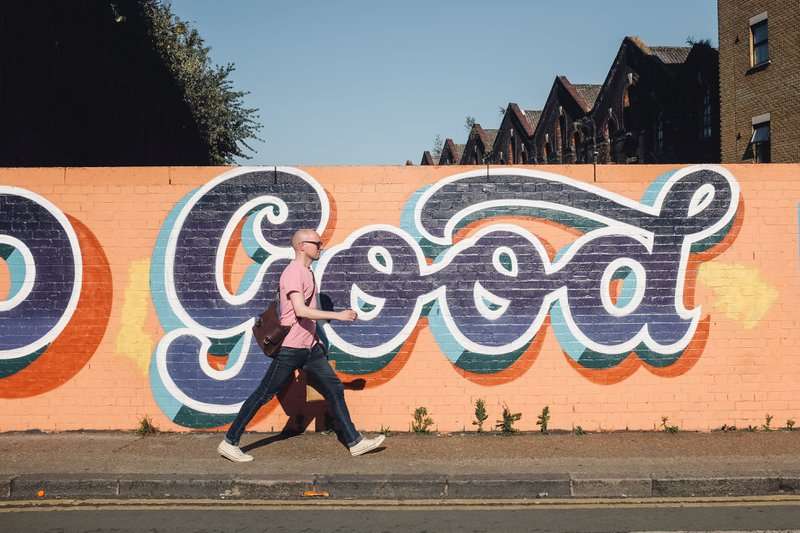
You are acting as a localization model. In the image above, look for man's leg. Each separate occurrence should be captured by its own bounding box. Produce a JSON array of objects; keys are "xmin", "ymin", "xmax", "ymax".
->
[
  {"xmin": 223, "ymin": 351, "xmax": 299, "ymax": 447},
  {"xmin": 302, "ymin": 348, "xmax": 362, "ymax": 447},
  {"xmin": 303, "ymin": 346, "xmax": 386, "ymax": 456}
]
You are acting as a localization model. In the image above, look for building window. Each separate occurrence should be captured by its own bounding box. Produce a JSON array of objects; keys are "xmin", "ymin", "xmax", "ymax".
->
[
  {"xmin": 656, "ymin": 114, "xmax": 664, "ymax": 153},
  {"xmin": 702, "ymin": 87, "xmax": 712, "ymax": 139},
  {"xmin": 750, "ymin": 115, "xmax": 770, "ymax": 163},
  {"xmin": 750, "ymin": 13, "xmax": 768, "ymax": 67}
]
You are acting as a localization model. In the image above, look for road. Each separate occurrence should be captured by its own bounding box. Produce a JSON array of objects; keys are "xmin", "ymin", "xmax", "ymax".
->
[{"xmin": 2, "ymin": 500, "xmax": 800, "ymax": 532}]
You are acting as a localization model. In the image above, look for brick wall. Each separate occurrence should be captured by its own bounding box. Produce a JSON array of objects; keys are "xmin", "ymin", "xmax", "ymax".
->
[
  {"xmin": 1, "ymin": 164, "xmax": 799, "ymax": 433},
  {"xmin": 718, "ymin": 0, "xmax": 800, "ymax": 163}
]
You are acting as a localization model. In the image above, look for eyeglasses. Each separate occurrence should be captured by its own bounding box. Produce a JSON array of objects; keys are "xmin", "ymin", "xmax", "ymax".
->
[{"xmin": 302, "ymin": 240, "xmax": 323, "ymax": 250}]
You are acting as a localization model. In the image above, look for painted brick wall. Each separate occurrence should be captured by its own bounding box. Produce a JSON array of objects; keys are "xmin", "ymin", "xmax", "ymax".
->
[{"xmin": 0, "ymin": 164, "xmax": 798, "ymax": 434}]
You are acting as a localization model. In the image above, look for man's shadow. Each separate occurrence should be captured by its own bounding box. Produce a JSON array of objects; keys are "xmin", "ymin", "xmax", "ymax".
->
[{"xmin": 244, "ymin": 293, "xmax": 370, "ymax": 453}]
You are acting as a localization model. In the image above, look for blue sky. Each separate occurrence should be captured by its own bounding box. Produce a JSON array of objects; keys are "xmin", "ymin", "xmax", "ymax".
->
[{"xmin": 168, "ymin": 0, "xmax": 718, "ymax": 165}]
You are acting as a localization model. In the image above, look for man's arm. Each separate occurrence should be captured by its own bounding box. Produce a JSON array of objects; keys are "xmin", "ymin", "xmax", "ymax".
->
[{"xmin": 288, "ymin": 291, "xmax": 357, "ymax": 321}]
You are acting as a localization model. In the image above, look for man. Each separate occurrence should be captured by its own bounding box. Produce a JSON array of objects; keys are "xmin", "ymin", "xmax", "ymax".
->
[{"xmin": 217, "ymin": 229, "xmax": 386, "ymax": 462}]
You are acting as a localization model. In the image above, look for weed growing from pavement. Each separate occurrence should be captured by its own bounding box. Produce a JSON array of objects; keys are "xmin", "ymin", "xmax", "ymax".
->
[
  {"xmin": 717, "ymin": 423, "xmax": 737, "ymax": 432},
  {"xmin": 536, "ymin": 406, "xmax": 550, "ymax": 434},
  {"xmin": 411, "ymin": 407, "xmax": 434, "ymax": 433},
  {"xmin": 763, "ymin": 414, "xmax": 774, "ymax": 431},
  {"xmin": 380, "ymin": 425, "xmax": 392, "ymax": 436},
  {"xmin": 660, "ymin": 416, "xmax": 679, "ymax": 433},
  {"xmin": 136, "ymin": 415, "xmax": 159, "ymax": 436},
  {"xmin": 496, "ymin": 404, "xmax": 521, "ymax": 435},
  {"xmin": 787, "ymin": 419, "xmax": 796, "ymax": 431},
  {"xmin": 573, "ymin": 425, "xmax": 586, "ymax": 436},
  {"xmin": 472, "ymin": 398, "xmax": 488, "ymax": 433},
  {"xmin": 745, "ymin": 425, "xmax": 757, "ymax": 432}
]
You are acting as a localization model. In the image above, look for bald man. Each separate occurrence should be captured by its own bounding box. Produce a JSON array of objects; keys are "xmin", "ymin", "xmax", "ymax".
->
[{"xmin": 218, "ymin": 229, "xmax": 386, "ymax": 462}]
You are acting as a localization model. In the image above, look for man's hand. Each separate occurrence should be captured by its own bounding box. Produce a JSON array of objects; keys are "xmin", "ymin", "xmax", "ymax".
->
[{"xmin": 336, "ymin": 309, "xmax": 358, "ymax": 321}]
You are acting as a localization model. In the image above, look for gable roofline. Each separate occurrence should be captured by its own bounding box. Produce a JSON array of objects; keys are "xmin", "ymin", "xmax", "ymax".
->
[
  {"xmin": 420, "ymin": 150, "xmax": 437, "ymax": 165},
  {"xmin": 441, "ymin": 138, "xmax": 464, "ymax": 163}
]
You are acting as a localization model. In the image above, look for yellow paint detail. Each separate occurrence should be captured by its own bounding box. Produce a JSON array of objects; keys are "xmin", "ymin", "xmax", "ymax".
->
[
  {"xmin": 698, "ymin": 262, "xmax": 778, "ymax": 329},
  {"xmin": 116, "ymin": 260, "xmax": 154, "ymax": 373}
]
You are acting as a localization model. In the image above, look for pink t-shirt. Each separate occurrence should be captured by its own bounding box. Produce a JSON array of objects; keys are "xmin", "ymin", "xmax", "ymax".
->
[{"xmin": 279, "ymin": 260, "xmax": 318, "ymax": 349}]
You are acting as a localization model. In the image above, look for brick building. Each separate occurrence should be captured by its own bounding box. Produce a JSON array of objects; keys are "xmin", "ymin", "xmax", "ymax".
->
[
  {"xmin": 531, "ymin": 76, "xmax": 600, "ymax": 164},
  {"xmin": 587, "ymin": 37, "xmax": 720, "ymax": 164},
  {"xmin": 460, "ymin": 124, "xmax": 497, "ymax": 164},
  {"xmin": 438, "ymin": 138, "xmax": 464, "ymax": 165},
  {"xmin": 420, "ymin": 151, "xmax": 438, "ymax": 165},
  {"xmin": 718, "ymin": 0, "xmax": 800, "ymax": 163},
  {"xmin": 492, "ymin": 103, "xmax": 541, "ymax": 164}
]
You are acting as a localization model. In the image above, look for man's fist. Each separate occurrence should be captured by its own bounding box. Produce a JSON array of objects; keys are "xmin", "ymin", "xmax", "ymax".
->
[{"xmin": 337, "ymin": 309, "xmax": 358, "ymax": 321}]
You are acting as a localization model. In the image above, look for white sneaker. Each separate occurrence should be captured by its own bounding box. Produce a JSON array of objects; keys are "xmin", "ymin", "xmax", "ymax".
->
[
  {"xmin": 217, "ymin": 439, "xmax": 253, "ymax": 462},
  {"xmin": 349, "ymin": 434, "xmax": 386, "ymax": 457}
]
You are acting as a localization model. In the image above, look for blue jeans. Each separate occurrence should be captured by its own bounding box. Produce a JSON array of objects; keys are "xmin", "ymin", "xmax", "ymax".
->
[{"xmin": 225, "ymin": 344, "xmax": 362, "ymax": 447}]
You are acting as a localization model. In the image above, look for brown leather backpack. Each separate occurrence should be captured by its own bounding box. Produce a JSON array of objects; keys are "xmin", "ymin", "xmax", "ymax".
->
[
  {"xmin": 252, "ymin": 298, "xmax": 291, "ymax": 357},
  {"xmin": 252, "ymin": 274, "xmax": 316, "ymax": 357}
]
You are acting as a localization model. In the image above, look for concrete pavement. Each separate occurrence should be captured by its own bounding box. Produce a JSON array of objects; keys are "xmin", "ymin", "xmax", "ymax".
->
[{"xmin": 1, "ymin": 430, "xmax": 799, "ymax": 501}]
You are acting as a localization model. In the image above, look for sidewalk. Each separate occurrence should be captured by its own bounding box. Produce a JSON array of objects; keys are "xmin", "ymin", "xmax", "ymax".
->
[{"xmin": 2, "ymin": 430, "xmax": 799, "ymax": 501}]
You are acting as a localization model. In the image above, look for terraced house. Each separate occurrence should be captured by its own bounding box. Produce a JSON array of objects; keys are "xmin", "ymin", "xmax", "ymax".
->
[{"xmin": 417, "ymin": 36, "xmax": 721, "ymax": 166}]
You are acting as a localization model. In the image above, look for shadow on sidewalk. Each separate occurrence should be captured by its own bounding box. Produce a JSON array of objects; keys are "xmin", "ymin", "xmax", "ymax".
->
[{"xmin": 242, "ymin": 372, "xmax": 369, "ymax": 453}]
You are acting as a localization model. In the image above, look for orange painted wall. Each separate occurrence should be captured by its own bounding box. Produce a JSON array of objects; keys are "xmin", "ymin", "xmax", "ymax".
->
[{"xmin": 0, "ymin": 164, "xmax": 798, "ymax": 433}]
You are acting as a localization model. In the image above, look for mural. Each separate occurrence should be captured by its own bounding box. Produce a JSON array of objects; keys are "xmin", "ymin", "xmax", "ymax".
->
[
  {"xmin": 0, "ymin": 187, "xmax": 113, "ymax": 399},
  {"xmin": 149, "ymin": 165, "xmax": 740, "ymax": 427}
]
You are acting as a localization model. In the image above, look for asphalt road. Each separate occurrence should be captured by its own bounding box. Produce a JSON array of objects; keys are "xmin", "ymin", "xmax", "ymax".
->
[{"xmin": 2, "ymin": 501, "xmax": 800, "ymax": 532}]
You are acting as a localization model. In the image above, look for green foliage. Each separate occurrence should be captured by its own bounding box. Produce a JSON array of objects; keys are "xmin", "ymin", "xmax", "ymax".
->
[
  {"xmin": 718, "ymin": 423, "xmax": 737, "ymax": 432},
  {"xmin": 536, "ymin": 406, "xmax": 550, "ymax": 434},
  {"xmin": 495, "ymin": 404, "xmax": 521, "ymax": 435},
  {"xmin": 660, "ymin": 416, "xmax": 679, "ymax": 434},
  {"xmin": 762, "ymin": 414, "xmax": 774, "ymax": 431},
  {"xmin": 136, "ymin": 415, "xmax": 158, "ymax": 436},
  {"xmin": 142, "ymin": 0, "xmax": 262, "ymax": 163},
  {"xmin": 472, "ymin": 398, "xmax": 488, "ymax": 433},
  {"xmin": 786, "ymin": 419, "xmax": 795, "ymax": 431},
  {"xmin": 464, "ymin": 116, "xmax": 476, "ymax": 132},
  {"xmin": 745, "ymin": 424, "xmax": 757, "ymax": 432},
  {"xmin": 573, "ymin": 425, "xmax": 585, "ymax": 436},
  {"xmin": 411, "ymin": 407, "xmax": 434, "ymax": 434},
  {"xmin": 379, "ymin": 425, "xmax": 392, "ymax": 436}
]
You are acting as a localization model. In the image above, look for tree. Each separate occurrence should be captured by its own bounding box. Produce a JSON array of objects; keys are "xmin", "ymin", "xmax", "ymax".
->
[
  {"xmin": 432, "ymin": 135, "xmax": 444, "ymax": 158},
  {"xmin": 143, "ymin": 1, "xmax": 262, "ymax": 163},
  {"xmin": 465, "ymin": 116, "xmax": 477, "ymax": 131}
]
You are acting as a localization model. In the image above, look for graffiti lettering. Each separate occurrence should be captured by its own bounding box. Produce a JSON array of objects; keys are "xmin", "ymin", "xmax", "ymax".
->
[
  {"xmin": 320, "ymin": 166, "xmax": 738, "ymax": 373},
  {"xmin": 0, "ymin": 187, "xmax": 82, "ymax": 378},
  {"xmin": 151, "ymin": 165, "xmax": 739, "ymax": 427}
]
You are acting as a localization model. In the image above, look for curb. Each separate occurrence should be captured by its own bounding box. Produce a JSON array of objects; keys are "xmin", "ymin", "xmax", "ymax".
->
[{"xmin": 3, "ymin": 474, "xmax": 799, "ymax": 501}]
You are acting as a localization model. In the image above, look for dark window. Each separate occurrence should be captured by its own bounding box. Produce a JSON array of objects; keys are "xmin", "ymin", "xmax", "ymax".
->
[
  {"xmin": 702, "ymin": 87, "xmax": 712, "ymax": 139},
  {"xmin": 656, "ymin": 115, "xmax": 664, "ymax": 152},
  {"xmin": 573, "ymin": 132, "xmax": 582, "ymax": 163},
  {"xmin": 751, "ymin": 19, "xmax": 768, "ymax": 66},
  {"xmin": 751, "ymin": 121, "xmax": 770, "ymax": 163}
]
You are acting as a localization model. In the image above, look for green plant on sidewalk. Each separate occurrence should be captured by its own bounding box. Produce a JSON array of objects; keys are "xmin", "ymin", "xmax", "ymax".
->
[
  {"xmin": 472, "ymin": 398, "xmax": 488, "ymax": 432},
  {"xmin": 536, "ymin": 406, "xmax": 550, "ymax": 434},
  {"xmin": 573, "ymin": 425, "xmax": 586, "ymax": 436},
  {"xmin": 762, "ymin": 413, "xmax": 773, "ymax": 431},
  {"xmin": 379, "ymin": 425, "xmax": 392, "ymax": 436},
  {"xmin": 786, "ymin": 419, "xmax": 795, "ymax": 431},
  {"xmin": 495, "ymin": 404, "xmax": 521, "ymax": 435},
  {"xmin": 136, "ymin": 415, "xmax": 159, "ymax": 436},
  {"xmin": 411, "ymin": 407, "xmax": 434, "ymax": 433},
  {"xmin": 660, "ymin": 416, "xmax": 679, "ymax": 434}
]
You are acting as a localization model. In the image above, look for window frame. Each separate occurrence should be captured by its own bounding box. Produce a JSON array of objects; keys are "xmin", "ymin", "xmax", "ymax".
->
[
  {"xmin": 750, "ymin": 114, "xmax": 771, "ymax": 164},
  {"xmin": 749, "ymin": 13, "xmax": 769, "ymax": 67}
]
